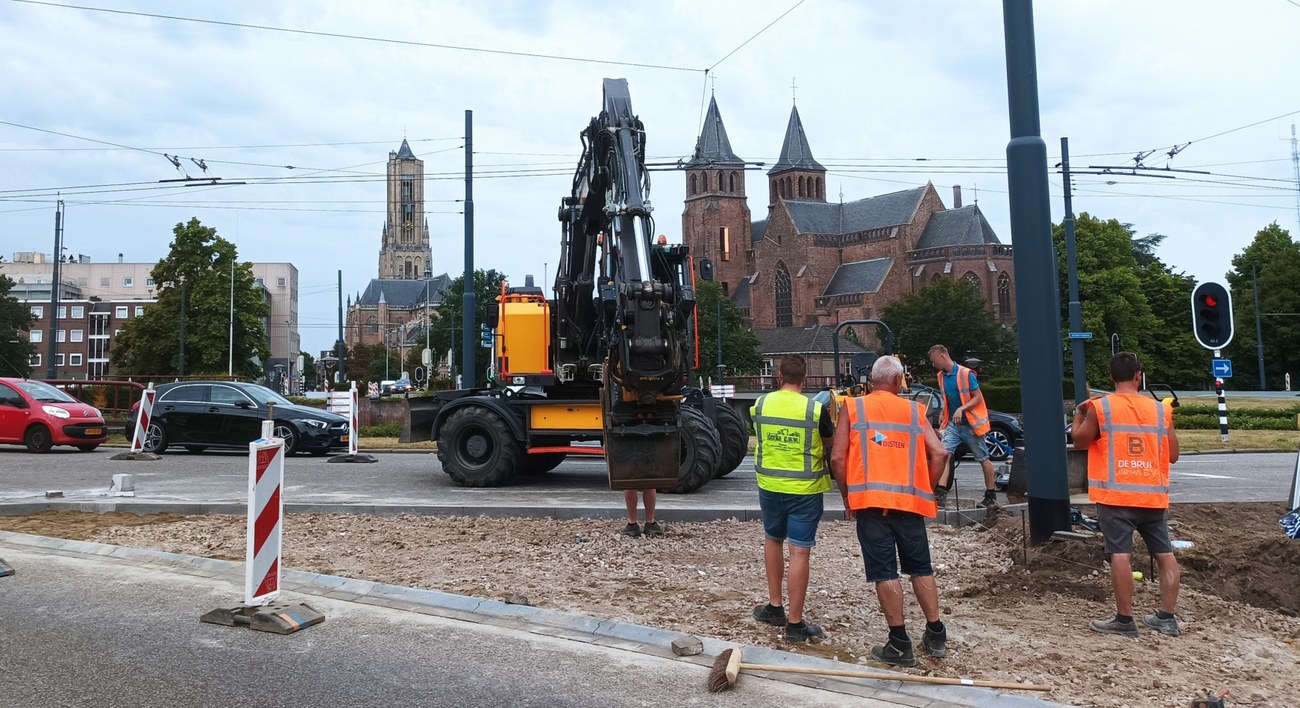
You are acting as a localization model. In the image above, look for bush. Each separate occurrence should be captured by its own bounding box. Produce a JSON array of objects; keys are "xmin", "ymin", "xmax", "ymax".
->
[
  {"xmin": 1174, "ymin": 406, "xmax": 1299, "ymax": 430},
  {"xmin": 972, "ymin": 378, "xmax": 1077, "ymax": 415},
  {"xmin": 360, "ymin": 422, "xmax": 402, "ymax": 438},
  {"xmin": 285, "ymin": 396, "xmax": 325, "ymax": 408}
]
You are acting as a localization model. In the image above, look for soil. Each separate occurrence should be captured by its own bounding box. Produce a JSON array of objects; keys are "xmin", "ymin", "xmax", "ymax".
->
[{"xmin": 3, "ymin": 503, "xmax": 1298, "ymax": 708}]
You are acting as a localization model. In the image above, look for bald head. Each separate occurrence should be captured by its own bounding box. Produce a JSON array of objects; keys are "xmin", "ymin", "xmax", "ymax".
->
[{"xmin": 871, "ymin": 356, "xmax": 906, "ymax": 393}]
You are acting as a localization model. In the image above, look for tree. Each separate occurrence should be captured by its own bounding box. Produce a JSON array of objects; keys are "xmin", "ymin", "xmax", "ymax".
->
[
  {"xmin": 693, "ymin": 280, "xmax": 761, "ymax": 379},
  {"xmin": 1129, "ymin": 233, "xmax": 1204, "ymax": 388},
  {"xmin": 1225, "ymin": 223, "xmax": 1300, "ymax": 389},
  {"xmin": 111, "ymin": 218, "xmax": 269, "ymax": 378},
  {"xmin": 0, "ymin": 273, "xmax": 35, "ymax": 377},
  {"xmin": 427, "ymin": 269, "xmax": 508, "ymax": 384},
  {"xmin": 299, "ymin": 350, "xmax": 317, "ymax": 391},
  {"xmin": 881, "ymin": 278, "xmax": 1016, "ymax": 376}
]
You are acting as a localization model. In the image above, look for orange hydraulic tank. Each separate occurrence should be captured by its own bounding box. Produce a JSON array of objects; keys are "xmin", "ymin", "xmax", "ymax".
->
[{"xmin": 498, "ymin": 293, "xmax": 551, "ymax": 377}]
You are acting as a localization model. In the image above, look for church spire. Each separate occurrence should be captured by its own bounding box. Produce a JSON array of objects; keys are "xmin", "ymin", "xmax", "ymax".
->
[
  {"xmin": 686, "ymin": 96, "xmax": 744, "ymax": 167},
  {"xmin": 768, "ymin": 105, "xmax": 824, "ymax": 176}
]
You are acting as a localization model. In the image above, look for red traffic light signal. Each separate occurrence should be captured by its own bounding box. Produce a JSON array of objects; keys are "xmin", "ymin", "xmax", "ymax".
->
[{"xmin": 1190, "ymin": 281, "xmax": 1233, "ymax": 350}]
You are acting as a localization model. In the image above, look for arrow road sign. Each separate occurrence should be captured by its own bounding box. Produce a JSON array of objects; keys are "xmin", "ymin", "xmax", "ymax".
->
[{"xmin": 1212, "ymin": 358, "xmax": 1233, "ymax": 378}]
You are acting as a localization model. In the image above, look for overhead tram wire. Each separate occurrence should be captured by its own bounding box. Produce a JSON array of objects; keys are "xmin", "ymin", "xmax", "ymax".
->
[
  {"xmin": 0, "ymin": 137, "xmax": 463, "ymax": 153},
  {"xmin": 16, "ymin": 1, "xmax": 704, "ymax": 73}
]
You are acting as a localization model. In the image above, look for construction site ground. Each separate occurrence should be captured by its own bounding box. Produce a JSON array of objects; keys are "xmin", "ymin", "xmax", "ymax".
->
[{"xmin": 3, "ymin": 502, "xmax": 1297, "ymax": 708}]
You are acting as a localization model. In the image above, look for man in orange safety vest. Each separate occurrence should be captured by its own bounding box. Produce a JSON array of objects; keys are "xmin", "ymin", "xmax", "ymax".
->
[{"xmin": 928, "ymin": 344, "xmax": 998, "ymax": 509}]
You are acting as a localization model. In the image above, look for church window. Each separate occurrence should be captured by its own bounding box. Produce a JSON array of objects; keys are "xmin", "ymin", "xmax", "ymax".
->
[
  {"xmin": 366, "ymin": 316, "xmax": 378, "ymax": 334},
  {"xmin": 719, "ymin": 227, "xmax": 730, "ymax": 262},
  {"xmin": 690, "ymin": 174, "xmax": 697, "ymax": 195},
  {"xmin": 997, "ymin": 272, "xmax": 1012, "ymax": 319},
  {"xmin": 730, "ymin": 171, "xmax": 738, "ymax": 192},
  {"xmin": 770, "ymin": 181, "xmax": 777, "ymax": 203},
  {"xmin": 816, "ymin": 177, "xmax": 823, "ymax": 199},
  {"xmin": 721, "ymin": 281, "xmax": 729, "ymax": 296},
  {"xmin": 775, "ymin": 261, "xmax": 793, "ymax": 328},
  {"xmin": 798, "ymin": 176, "xmax": 805, "ymax": 198},
  {"xmin": 962, "ymin": 271, "xmax": 981, "ymax": 293}
]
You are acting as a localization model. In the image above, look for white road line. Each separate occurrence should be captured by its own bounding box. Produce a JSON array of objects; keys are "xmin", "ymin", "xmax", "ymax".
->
[{"xmin": 1173, "ymin": 472, "xmax": 1239, "ymax": 480}]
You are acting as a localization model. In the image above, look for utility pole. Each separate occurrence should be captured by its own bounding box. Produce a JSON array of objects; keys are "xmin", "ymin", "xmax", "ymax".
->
[
  {"xmin": 1253, "ymin": 263, "xmax": 1265, "ymax": 390},
  {"xmin": 46, "ymin": 199, "xmax": 64, "ymax": 379},
  {"xmin": 228, "ymin": 256, "xmax": 235, "ymax": 377},
  {"xmin": 1002, "ymin": 0, "xmax": 1071, "ymax": 543},
  {"xmin": 1061, "ymin": 137, "xmax": 1087, "ymax": 405},
  {"xmin": 178, "ymin": 278, "xmax": 188, "ymax": 377},
  {"xmin": 461, "ymin": 109, "xmax": 476, "ymax": 389},
  {"xmin": 336, "ymin": 269, "xmax": 346, "ymax": 383}
]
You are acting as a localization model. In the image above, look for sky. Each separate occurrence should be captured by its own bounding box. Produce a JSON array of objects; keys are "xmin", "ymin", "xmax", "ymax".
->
[{"xmin": 2, "ymin": 0, "xmax": 1299, "ymax": 357}]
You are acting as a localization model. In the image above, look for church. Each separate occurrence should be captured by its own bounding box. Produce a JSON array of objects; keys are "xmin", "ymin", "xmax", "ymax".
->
[
  {"xmin": 345, "ymin": 140, "xmax": 451, "ymax": 363},
  {"xmin": 680, "ymin": 97, "xmax": 1016, "ymax": 379}
]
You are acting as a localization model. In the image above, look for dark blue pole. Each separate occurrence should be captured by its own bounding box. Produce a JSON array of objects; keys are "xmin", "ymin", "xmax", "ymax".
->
[
  {"xmin": 461, "ymin": 110, "xmax": 476, "ymax": 389},
  {"xmin": 1061, "ymin": 137, "xmax": 1087, "ymax": 405},
  {"xmin": 1003, "ymin": 0, "xmax": 1071, "ymax": 543}
]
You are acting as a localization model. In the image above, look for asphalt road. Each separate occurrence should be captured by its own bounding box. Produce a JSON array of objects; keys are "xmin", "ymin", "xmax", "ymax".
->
[
  {"xmin": 0, "ymin": 445, "xmax": 1295, "ymax": 513},
  {"xmin": 0, "ymin": 546, "xmax": 868, "ymax": 708}
]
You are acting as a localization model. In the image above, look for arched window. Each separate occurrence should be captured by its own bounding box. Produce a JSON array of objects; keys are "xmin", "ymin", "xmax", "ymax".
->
[
  {"xmin": 798, "ymin": 176, "xmax": 806, "ymax": 198},
  {"xmin": 366, "ymin": 315, "xmax": 378, "ymax": 335},
  {"xmin": 730, "ymin": 171, "xmax": 738, "ymax": 192},
  {"xmin": 775, "ymin": 261, "xmax": 793, "ymax": 328},
  {"xmin": 770, "ymin": 181, "xmax": 778, "ymax": 203},
  {"xmin": 931, "ymin": 273, "xmax": 943, "ymax": 284},
  {"xmin": 997, "ymin": 272, "xmax": 1012, "ymax": 318},
  {"xmin": 689, "ymin": 174, "xmax": 697, "ymax": 195},
  {"xmin": 816, "ymin": 177, "xmax": 823, "ymax": 199},
  {"xmin": 962, "ymin": 271, "xmax": 981, "ymax": 293}
]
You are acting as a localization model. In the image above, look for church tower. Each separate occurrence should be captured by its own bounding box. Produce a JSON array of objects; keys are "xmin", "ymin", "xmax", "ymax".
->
[
  {"xmin": 681, "ymin": 96, "xmax": 751, "ymax": 297},
  {"xmin": 378, "ymin": 139, "xmax": 433, "ymax": 279},
  {"xmin": 767, "ymin": 105, "xmax": 826, "ymax": 207}
]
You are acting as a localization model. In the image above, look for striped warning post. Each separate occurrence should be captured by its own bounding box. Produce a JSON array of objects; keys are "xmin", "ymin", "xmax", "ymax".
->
[
  {"xmin": 349, "ymin": 381, "xmax": 360, "ymax": 456},
  {"xmin": 1214, "ymin": 376, "xmax": 1230, "ymax": 443},
  {"xmin": 245, "ymin": 420, "xmax": 284, "ymax": 606},
  {"xmin": 129, "ymin": 384, "xmax": 157, "ymax": 453}
]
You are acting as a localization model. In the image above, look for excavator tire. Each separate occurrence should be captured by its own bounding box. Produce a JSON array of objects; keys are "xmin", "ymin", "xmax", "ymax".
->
[
  {"xmin": 437, "ymin": 405, "xmax": 522, "ymax": 487},
  {"xmin": 519, "ymin": 452, "xmax": 566, "ymax": 475},
  {"xmin": 710, "ymin": 400, "xmax": 749, "ymax": 478},
  {"xmin": 660, "ymin": 405, "xmax": 720, "ymax": 494}
]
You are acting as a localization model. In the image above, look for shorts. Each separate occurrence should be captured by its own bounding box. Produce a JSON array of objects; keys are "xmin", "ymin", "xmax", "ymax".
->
[
  {"xmin": 855, "ymin": 508, "xmax": 934, "ymax": 582},
  {"xmin": 758, "ymin": 488, "xmax": 824, "ymax": 548},
  {"xmin": 1097, "ymin": 504, "xmax": 1173, "ymax": 555},
  {"xmin": 941, "ymin": 422, "xmax": 989, "ymax": 462}
]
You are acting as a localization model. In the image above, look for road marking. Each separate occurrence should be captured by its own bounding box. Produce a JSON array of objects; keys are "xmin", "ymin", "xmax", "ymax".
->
[{"xmin": 1173, "ymin": 472, "xmax": 1239, "ymax": 480}]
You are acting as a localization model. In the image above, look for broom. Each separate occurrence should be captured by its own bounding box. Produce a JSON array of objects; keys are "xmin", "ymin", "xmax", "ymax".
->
[{"xmin": 706, "ymin": 647, "xmax": 1051, "ymax": 693}]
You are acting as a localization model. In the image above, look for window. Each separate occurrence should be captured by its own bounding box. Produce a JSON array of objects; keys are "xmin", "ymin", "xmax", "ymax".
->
[
  {"xmin": 71, "ymin": 330, "xmax": 84, "ymax": 343},
  {"xmin": 135, "ymin": 306, "xmax": 144, "ymax": 317},
  {"xmin": 366, "ymin": 316, "xmax": 378, "ymax": 335},
  {"xmin": 29, "ymin": 330, "xmax": 42, "ymax": 343},
  {"xmin": 77, "ymin": 277, "xmax": 88, "ymax": 286},
  {"xmin": 277, "ymin": 277, "xmax": 286, "ymax": 287},
  {"xmin": 0, "ymin": 383, "xmax": 22, "ymax": 407},
  {"xmin": 70, "ymin": 305, "xmax": 84, "ymax": 318},
  {"xmin": 254, "ymin": 278, "xmax": 265, "ymax": 287},
  {"xmin": 963, "ymin": 271, "xmax": 981, "ymax": 293},
  {"xmin": 721, "ymin": 281, "xmax": 729, "ymax": 296},
  {"xmin": 57, "ymin": 330, "xmax": 66, "ymax": 343},
  {"xmin": 159, "ymin": 384, "xmax": 210, "ymax": 403},
  {"xmin": 123, "ymin": 277, "xmax": 134, "ymax": 287},
  {"xmin": 146, "ymin": 278, "xmax": 155, "ymax": 287},
  {"xmin": 29, "ymin": 354, "xmax": 40, "ymax": 368},
  {"xmin": 210, "ymin": 385, "xmax": 252, "ymax": 405},
  {"xmin": 69, "ymin": 353, "xmax": 83, "ymax": 367},
  {"xmin": 115, "ymin": 306, "xmax": 128, "ymax": 318},
  {"xmin": 775, "ymin": 261, "xmax": 793, "ymax": 328},
  {"xmin": 55, "ymin": 354, "xmax": 65, "ymax": 367},
  {"xmin": 30, "ymin": 306, "xmax": 43, "ymax": 319},
  {"xmin": 57, "ymin": 306, "xmax": 66, "ymax": 319},
  {"xmin": 998, "ymin": 273, "xmax": 1012, "ymax": 319},
  {"xmin": 730, "ymin": 172, "xmax": 738, "ymax": 192},
  {"xmin": 760, "ymin": 359, "xmax": 774, "ymax": 377},
  {"xmin": 719, "ymin": 227, "xmax": 730, "ymax": 262},
  {"xmin": 100, "ymin": 277, "xmax": 110, "ymax": 287},
  {"xmin": 689, "ymin": 174, "xmax": 697, "ymax": 195}
]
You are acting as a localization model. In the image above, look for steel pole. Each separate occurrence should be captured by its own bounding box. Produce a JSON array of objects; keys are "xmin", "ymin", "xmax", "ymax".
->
[
  {"xmin": 47, "ymin": 200, "xmax": 64, "ymax": 379},
  {"xmin": 1253, "ymin": 263, "xmax": 1265, "ymax": 390},
  {"xmin": 461, "ymin": 109, "xmax": 476, "ymax": 389},
  {"xmin": 1061, "ymin": 137, "xmax": 1087, "ymax": 405},
  {"xmin": 228, "ymin": 257, "xmax": 235, "ymax": 377},
  {"xmin": 1003, "ymin": 0, "xmax": 1071, "ymax": 543},
  {"xmin": 178, "ymin": 279, "xmax": 187, "ymax": 377},
  {"xmin": 337, "ymin": 269, "xmax": 346, "ymax": 383}
]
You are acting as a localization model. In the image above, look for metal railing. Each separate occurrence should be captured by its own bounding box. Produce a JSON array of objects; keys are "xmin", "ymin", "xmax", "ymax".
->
[{"xmin": 725, "ymin": 375, "xmax": 838, "ymax": 393}]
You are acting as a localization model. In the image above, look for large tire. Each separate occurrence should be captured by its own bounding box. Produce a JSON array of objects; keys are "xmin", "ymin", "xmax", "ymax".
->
[
  {"xmin": 24, "ymin": 425, "xmax": 53, "ymax": 453},
  {"xmin": 437, "ymin": 406, "xmax": 522, "ymax": 487},
  {"xmin": 519, "ymin": 452, "xmax": 566, "ymax": 475},
  {"xmin": 142, "ymin": 422, "xmax": 168, "ymax": 454},
  {"xmin": 710, "ymin": 401, "xmax": 749, "ymax": 478},
  {"xmin": 661, "ymin": 405, "xmax": 720, "ymax": 494}
]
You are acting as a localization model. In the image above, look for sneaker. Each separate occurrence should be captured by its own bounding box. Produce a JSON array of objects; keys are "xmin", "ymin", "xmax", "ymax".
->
[
  {"xmin": 871, "ymin": 638, "xmax": 916, "ymax": 667},
  {"xmin": 922, "ymin": 628, "xmax": 947, "ymax": 658},
  {"xmin": 1143, "ymin": 613, "xmax": 1181, "ymax": 637},
  {"xmin": 643, "ymin": 521, "xmax": 664, "ymax": 538},
  {"xmin": 753, "ymin": 603, "xmax": 787, "ymax": 627},
  {"xmin": 1089, "ymin": 616, "xmax": 1140, "ymax": 638},
  {"xmin": 785, "ymin": 621, "xmax": 825, "ymax": 643},
  {"xmin": 978, "ymin": 490, "xmax": 998, "ymax": 508},
  {"xmin": 620, "ymin": 522, "xmax": 641, "ymax": 538},
  {"xmin": 934, "ymin": 486, "xmax": 949, "ymax": 508}
]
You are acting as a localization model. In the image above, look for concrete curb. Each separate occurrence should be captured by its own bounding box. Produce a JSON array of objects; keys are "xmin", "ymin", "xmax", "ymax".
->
[{"xmin": 0, "ymin": 529, "xmax": 1064, "ymax": 707}]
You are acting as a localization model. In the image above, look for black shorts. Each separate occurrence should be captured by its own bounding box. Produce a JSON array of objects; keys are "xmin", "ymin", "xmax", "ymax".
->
[
  {"xmin": 1097, "ymin": 504, "xmax": 1173, "ymax": 555},
  {"xmin": 855, "ymin": 509, "xmax": 934, "ymax": 582}
]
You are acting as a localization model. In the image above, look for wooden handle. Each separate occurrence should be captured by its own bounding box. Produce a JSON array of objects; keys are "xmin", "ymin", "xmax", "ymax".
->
[
  {"xmin": 725, "ymin": 648, "xmax": 743, "ymax": 686},
  {"xmin": 739, "ymin": 663, "xmax": 1051, "ymax": 692}
]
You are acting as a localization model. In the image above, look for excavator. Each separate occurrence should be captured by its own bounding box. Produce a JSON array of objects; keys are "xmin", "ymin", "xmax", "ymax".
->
[{"xmin": 406, "ymin": 79, "xmax": 748, "ymax": 492}]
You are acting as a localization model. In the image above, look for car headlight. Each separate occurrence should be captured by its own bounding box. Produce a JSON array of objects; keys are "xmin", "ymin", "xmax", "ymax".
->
[
  {"xmin": 302, "ymin": 419, "xmax": 328, "ymax": 429},
  {"xmin": 43, "ymin": 405, "xmax": 71, "ymax": 419}
]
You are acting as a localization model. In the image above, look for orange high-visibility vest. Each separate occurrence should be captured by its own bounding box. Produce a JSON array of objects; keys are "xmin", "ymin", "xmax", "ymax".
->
[
  {"xmin": 842, "ymin": 391, "xmax": 936, "ymax": 518},
  {"xmin": 1087, "ymin": 393, "xmax": 1173, "ymax": 509},
  {"xmin": 937, "ymin": 364, "xmax": 990, "ymax": 436}
]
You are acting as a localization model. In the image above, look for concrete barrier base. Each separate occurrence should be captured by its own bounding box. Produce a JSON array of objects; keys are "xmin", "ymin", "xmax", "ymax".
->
[
  {"xmin": 0, "ymin": 557, "xmax": 14, "ymax": 577},
  {"xmin": 200, "ymin": 601, "xmax": 326, "ymax": 634},
  {"xmin": 109, "ymin": 451, "xmax": 162, "ymax": 461},
  {"xmin": 327, "ymin": 453, "xmax": 379, "ymax": 463}
]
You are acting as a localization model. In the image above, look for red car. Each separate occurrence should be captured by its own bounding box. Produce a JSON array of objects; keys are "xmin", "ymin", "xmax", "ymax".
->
[{"xmin": 0, "ymin": 377, "xmax": 108, "ymax": 453}]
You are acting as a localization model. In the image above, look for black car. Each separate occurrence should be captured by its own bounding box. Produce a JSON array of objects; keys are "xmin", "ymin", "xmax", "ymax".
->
[
  {"xmin": 901, "ymin": 383, "xmax": 1022, "ymax": 462},
  {"xmin": 125, "ymin": 381, "xmax": 349, "ymax": 456}
]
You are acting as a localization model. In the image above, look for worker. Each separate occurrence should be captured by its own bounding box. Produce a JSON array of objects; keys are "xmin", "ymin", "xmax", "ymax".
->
[
  {"xmin": 749, "ymin": 355, "xmax": 834, "ymax": 643},
  {"xmin": 1071, "ymin": 352, "xmax": 1182, "ymax": 638},
  {"xmin": 621, "ymin": 489, "xmax": 662, "ymax": 538},
  {"xmin": 831, "ymin": 356, "xmax": 950, "ymax": 667},
  {"xmin": 928, "ymin": 344, "xmax": 997, "ymax": 508}
]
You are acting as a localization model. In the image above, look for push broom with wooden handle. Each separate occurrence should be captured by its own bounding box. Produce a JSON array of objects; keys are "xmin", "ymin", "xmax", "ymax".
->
[{"xmin": 706, "ymin": 648, "xmax": 1052, "ymax": 693}]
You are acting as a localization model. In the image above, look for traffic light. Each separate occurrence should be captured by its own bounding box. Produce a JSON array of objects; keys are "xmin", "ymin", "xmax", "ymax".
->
[
  {"xmin": 480, "ymin": 323, "xmax": 494, "ymax": 349},
  {"xmin": 1190, "ymin": 281, "xmax": 1234, "ymax": 350},
  {"xmin": 698, "ymin": 257, "xmax": 714, "ymax": 282}
]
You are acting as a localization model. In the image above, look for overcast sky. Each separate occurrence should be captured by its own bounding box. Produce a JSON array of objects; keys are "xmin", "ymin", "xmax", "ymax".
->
[{"xmin": 3, "ymin": 0, "xmax": 1299, "ymax": 356}]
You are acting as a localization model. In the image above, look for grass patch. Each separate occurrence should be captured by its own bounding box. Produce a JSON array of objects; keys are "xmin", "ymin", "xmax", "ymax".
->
[{"xmin": 1177, "ymin": 429, "xmax": 1299, "ymax": 452}]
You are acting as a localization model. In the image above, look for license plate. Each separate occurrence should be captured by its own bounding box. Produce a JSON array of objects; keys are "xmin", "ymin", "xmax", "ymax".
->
[
  {"xmin": 340, "ymin": 434, "xmax": 349, "ymax": 443},
  {"xmin": 84, "ymin": 428, "xmax": 104, "ymax": 436}
]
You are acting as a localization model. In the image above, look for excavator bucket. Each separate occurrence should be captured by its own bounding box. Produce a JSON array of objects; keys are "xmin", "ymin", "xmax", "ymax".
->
[{"xmin": 605, "ymin": 426, "xmax": 680, "ymax": 490}]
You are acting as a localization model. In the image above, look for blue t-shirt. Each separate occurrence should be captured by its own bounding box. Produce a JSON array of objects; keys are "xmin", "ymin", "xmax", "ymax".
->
[{"xmin": 941, "ymin": 367, "xmax": 979, "ymax": 424}]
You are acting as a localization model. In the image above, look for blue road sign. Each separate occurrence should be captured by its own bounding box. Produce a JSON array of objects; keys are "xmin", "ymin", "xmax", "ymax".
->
[
  {"xmin": 1068, "ymin": 332, "xmax": 1093, "ymax": 340},
  {"xmin": 1212, "ymin": 358, "xmax": 1232, "ymax": 378}
]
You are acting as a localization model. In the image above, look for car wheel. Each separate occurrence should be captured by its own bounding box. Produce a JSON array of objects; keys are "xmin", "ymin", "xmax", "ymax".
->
[
  {"xmin": 76, "ymin": 444, "xmax": 100, "ymax": 452},
  {"xmin": 24, "ymin": 425, "xmax": 53, "ymax": 453},
  {"xmin": 143, "ymin": 422, "xmax": 168, "ymax": 454},
  {"xmin": 273, "ymin": 422, "xmax": 299, "ymax": 455},
  {"xmin": 184, "ymin": 445, "xmax": 208, "ymax": 454},
  {"xmin": 984, "ymin": 426, "xmax": 1015, "ymax": 462}
]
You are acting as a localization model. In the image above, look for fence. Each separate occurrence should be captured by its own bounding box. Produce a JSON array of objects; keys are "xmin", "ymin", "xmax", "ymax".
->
[{"xmin": 38, "ymin": 379, "xmax": 145, "ymax": 415}]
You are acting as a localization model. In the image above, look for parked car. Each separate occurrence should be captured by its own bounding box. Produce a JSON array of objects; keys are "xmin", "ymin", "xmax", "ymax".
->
[
  {"xmin": 125, "ymin": 381, "xmax": 349, "ymax": 456},
  {"xmin": 391, "ymin": 377, "xmax": 412, "ymax": 394},
  {"xmin": 901, "ymin": 383, "xmax": 1022, "ymax": 462},
  {"xmin": 0, "ymin": 377, "xmax": 108, "ymax": 453}
]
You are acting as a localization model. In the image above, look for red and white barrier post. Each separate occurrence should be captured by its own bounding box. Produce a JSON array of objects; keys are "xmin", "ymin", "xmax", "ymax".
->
[
  {"xmin": 245, "ymin": 420, "xmax": 284, "ymax": 605},
  {"xmin": 349, "ymin": 381, "xmax": 360, "ymax": 457},
  {"xmin": 130, "ymin": 384, "xmax": 156, "ymax": 453}
]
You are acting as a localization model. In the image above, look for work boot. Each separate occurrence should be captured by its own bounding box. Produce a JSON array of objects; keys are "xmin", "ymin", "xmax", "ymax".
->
[
  {"xmin": 933, "ymin": 486, "xmax": 948, "ymax": 508},
  {"xmin": 1089, "ymin": 616, "xmax": 1140, "ymax": 639},
  {"xmin": 620, "ymin": 522, "xmax": 641, "ymax": 538},
  {"xmin": 1143, "ymin": 612, "xmax": 1181, "ymax": 637},
  {"xmin": 785, "ymin": 620, "xmax": 825, "ymax": 643},
  {"xmin": 871, "ymin": 637, "xmax": 916, "ymax": 667},
  {"xmin": 978, "ymin": 490, "xmax": 998, "ymax": 508},
  {"xmin": 643, "ymin": 521, "xmax": 664, "ymax": 538},
  {"xmin": 921, "ymin": 627, "xmax": 947, "ymax": 658},
  {"xmin": 752, "ymin": 603, "xmax": 787, "ymax": 627}
]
